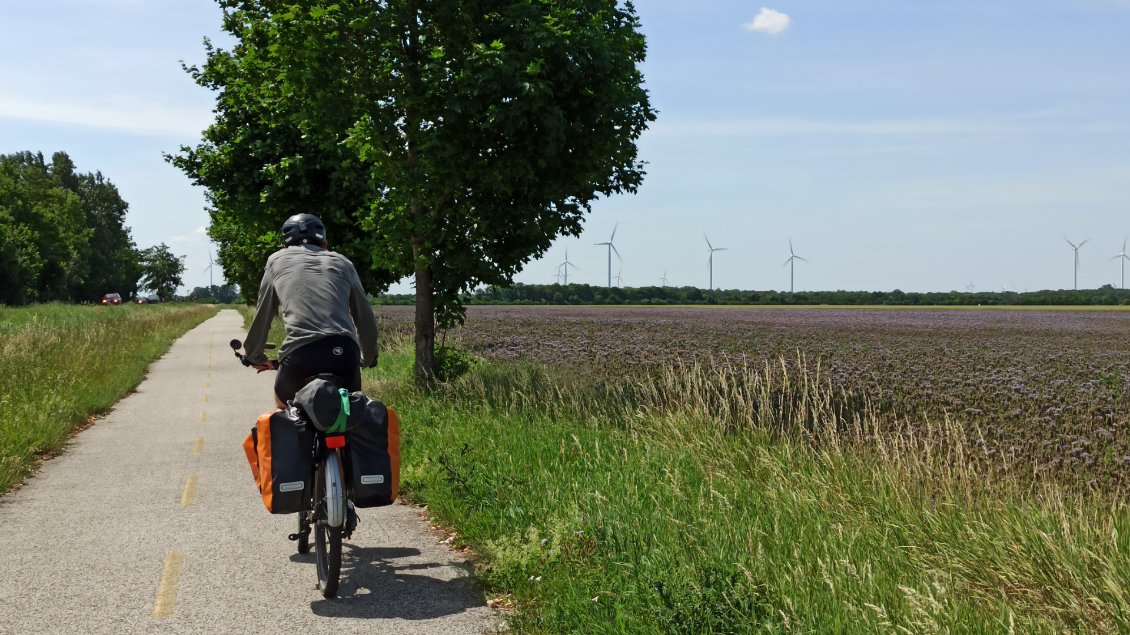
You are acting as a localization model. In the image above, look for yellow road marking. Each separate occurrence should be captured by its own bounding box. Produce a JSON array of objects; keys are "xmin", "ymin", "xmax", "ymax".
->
[
  {"xmin": 192, "ymin": 437, "xmax": 204, "ymax": 455},
  {"xmin": 198, "ymin": 411, "xmax": 207, "ymax": 424},
  {"xmin": 202, "ymin": 394, "xmax": 209, "ymax": 403},
  {"xmin": 179, "ymin": 476, "xmax": 198, "ymax": 508},
  {"xmin": 152, "ymin": 551, "xmax": 186, "ymax": 619}
]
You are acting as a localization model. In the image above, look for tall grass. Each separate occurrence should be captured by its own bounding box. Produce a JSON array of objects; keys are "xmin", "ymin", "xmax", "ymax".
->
[
  {"xmin": 371, "ymin": 336, "xmax": 1129, "ymax": 633},
  {"xmin": 0, "ymin": 304, "xmax": 219, "ymax": 493}
]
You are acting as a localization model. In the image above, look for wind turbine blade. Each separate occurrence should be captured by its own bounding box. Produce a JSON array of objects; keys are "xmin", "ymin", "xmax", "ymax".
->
[
  {"xmin": 1066, "ymin": 237, "xmax": 1077, "ymax": 249},
  {"xmin": 610, "ymin": 223, "xmax": 618, "ymax": 243},
  {"xmin": 788, "ymin": 238, "xmax": 795, "ymax": 256},
  {"xmin": 1080, "ymin": 238, "xmax": 1090, "ymax": 248},
  {"xmin": 716, "ymin": 247, "xmax": 728, "ymax": 252},
  {"xmin": 782, "ymin": 259, "xmax": 791, "ymax": 268},
  {"xmin": 611, "ymin": 244, "xmax": 622, "ymax": 261},
  {"xmin": 704, "ymin": 234, "xmax": 713, "ymax": 250},
  {"xmin": 796, "ymin": 255, "xmax": 808, "ymax": 262}
]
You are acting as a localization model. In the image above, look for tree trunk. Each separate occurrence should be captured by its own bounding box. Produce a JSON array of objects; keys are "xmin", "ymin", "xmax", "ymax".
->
[
  {"xmin": 404, "ymin": 5, "xmax": 433, "ymax": 387},
  {"xmin": 413, "ymin": 260, "xmax": 435, "ymax": 387}
]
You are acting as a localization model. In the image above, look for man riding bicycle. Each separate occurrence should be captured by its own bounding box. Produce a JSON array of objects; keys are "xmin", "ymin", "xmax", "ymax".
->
[{"xmin": 242, "ymin": 213, "xmax": 379, "ymax": 407}]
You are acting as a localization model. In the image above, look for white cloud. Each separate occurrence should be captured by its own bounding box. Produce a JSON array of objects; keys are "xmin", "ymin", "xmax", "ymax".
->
[
  {"xmin": 169, "ymin": 226, "xmax": 209, "ymax": 243},
  {"xmin": 0, "ymin": 95, "xmax": 211, "ymax": 139},
  {"xmin": 743, "ymin": 8, "xmax": 791, "ymax": 35},
  {"xmin": 650, "ymin": 116, "xmax": 1026, "ymax": 137},
  {"xmin": 649, "ymin": 113, "xmax": 1130, "ymax": 138}
]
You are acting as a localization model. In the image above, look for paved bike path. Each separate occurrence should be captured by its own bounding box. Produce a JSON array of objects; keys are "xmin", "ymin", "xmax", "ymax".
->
[{"xmin": 0, "ymin": 309, "xmax": 499, "ymax": 635}]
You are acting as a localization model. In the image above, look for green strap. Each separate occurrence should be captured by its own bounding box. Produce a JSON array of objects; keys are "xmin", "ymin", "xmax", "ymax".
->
[{"xmin": 327, "ymin": 388, "xmax": 350, "ymax": 433}]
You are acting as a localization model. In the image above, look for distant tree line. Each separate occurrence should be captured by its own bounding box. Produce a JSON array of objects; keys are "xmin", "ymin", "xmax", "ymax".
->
[
  {"xmin": 187, "ymin": 284, "xmax": 241, "ymax": 304},
  {"xmin": 375, "ymin": 282, "xmax": 1130, "ymax": 308},
  {"xmin": 0, "ymin": 151, "xmax": 188, "ymax": 305}
]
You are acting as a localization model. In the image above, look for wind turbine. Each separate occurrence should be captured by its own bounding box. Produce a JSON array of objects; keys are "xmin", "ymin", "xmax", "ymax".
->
[
  {"xmin": 613, "ymin": 265, "xmax": 625, "ymax": 288},
  {"xmin": 557, "ymin": 249, "xmax": 578, "ymax": 285},
  {"xmin": 705, "ymin": 234, "xmax": 727, "ymax": 290},
  {"xmin": 1065, "ymin": 237, "xmax": 1089, "ymax": 290},
  {"xmin": 660, "ymin": 269, "xmax": 669, "ymax": 287},
  {"xmin": 1112, "ymin": 237, "xmax": 1130, "ymax": 290},
  {"xmin": 594, "ymin": 224, "xmax": 622, "ymax": 288},
  {"xmin": 202, "ymin": 250, "xmax": 215, "ymax": 290},
  {"xmin": 782, "ymin": 239, "xmax": 807, "ymax": 293}
]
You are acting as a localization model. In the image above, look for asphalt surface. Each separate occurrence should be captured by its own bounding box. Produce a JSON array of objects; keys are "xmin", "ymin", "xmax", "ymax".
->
[{"xmin": 0, "ymin": 309, "xmax": 500, "ymax": 635}]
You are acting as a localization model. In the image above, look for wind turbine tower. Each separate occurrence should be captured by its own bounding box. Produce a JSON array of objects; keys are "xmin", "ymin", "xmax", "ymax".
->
[
  {"xmin": 660, "ymin": 269, "xmax": 669, "ymax": 287},
  {"xmin": 557, "ymin": 249, "xmax": 578, "ymax": 285},
  {"xmin": 1066, "ymin": 237, "xmax": 1089, "ymax": 290},
  {"xmin": 203, "ymin": 250, "xmax": 215, "ymax": 290},
  {"xmin": 1113, "ymin": 237, "xmax": 1130, "ymax": 290},
  {"xmin": 782, "ymin": 239, "xmax": 807, "ymax": 293},
  {"xmin": 705, "ymin": 234, "xmax": 727, "ymax": 290},
  {"xmin": 594, "ymin": 224, "xmax": 622, "ymax": 288}
]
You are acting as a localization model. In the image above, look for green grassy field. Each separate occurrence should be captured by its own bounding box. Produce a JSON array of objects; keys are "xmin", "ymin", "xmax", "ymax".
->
[
  {"xmin": 368, "ymin": 335, "xmax": 1130, "ymax": 634},
  {"xmin": 22, "ymin": 306, "xmax": 1125, "ymax": 630},
  {"xmin": 0, "ymin": 303, "xmax": 219, "ymax": 493}
]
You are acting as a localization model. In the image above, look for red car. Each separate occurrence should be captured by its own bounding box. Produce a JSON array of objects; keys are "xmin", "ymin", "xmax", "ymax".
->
[{"xmin": 101, "ymin": 293, "xmax": 122, "ymax": 305}]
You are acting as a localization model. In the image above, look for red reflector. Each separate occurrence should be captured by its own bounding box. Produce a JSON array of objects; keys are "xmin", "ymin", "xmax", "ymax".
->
[{"xmin": 325, "ymin": 435, "xmax": 346, "ymax": 449}]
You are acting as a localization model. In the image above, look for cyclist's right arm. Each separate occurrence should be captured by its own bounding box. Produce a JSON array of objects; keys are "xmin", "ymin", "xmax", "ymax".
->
[{"xmin": 244, "ymin": 265, "xmax": 279, "ymax": 366}]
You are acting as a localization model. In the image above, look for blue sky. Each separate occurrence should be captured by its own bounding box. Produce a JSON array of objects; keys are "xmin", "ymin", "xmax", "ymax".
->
[{"xmin": 2, "ymin": 1, "xmax": 1128, "ymax": 294}]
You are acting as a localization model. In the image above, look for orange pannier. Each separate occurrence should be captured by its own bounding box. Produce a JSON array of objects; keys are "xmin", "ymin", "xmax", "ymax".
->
[{"xmin": 242, "ymin": 408, "xmax": 314, "ymax": 514}]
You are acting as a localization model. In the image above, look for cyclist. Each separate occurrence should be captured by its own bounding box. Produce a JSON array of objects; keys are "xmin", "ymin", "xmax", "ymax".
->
[{"xmin": 242, "ymin": 213, "xmax": 379, "ymax": 407}]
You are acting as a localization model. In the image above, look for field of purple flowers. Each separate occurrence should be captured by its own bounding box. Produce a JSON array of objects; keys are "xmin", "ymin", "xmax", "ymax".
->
[{"xmin": 380, "ymin": 305, "xmax": 1130, "ymax": 487}]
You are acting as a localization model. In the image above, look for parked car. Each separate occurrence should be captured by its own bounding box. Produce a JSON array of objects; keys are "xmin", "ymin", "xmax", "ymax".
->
[
  {"xmin": 101, "ymin": 293, "xmax": 122, "ymax": 305},
  {"xmin": 137, "ymin": 294, "xmax": 159, "ymax": 304}
]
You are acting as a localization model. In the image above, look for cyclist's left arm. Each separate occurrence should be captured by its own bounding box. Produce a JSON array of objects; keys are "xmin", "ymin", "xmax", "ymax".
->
[{"xmin": 348, "ymin": 267, "xmax": 379, "ymax": 368}]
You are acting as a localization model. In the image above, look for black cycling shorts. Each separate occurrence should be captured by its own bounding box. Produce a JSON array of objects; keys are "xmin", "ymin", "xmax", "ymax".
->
[{"xmin": 275, "ymin": 335, "xmax": 362, "ymax": 404}]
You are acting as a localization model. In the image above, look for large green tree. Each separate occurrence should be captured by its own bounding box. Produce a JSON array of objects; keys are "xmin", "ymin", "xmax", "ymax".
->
[
  {"xmin": 173, "ymin": 0, "xmax": 655, "ymax": 384},
  {"xmin": 0, "ymin": 151, "xmax": 139, "ymax": 305},
  {"xmin": 138, "ymin": 243, "xmax": 186, "ymax": 302}
]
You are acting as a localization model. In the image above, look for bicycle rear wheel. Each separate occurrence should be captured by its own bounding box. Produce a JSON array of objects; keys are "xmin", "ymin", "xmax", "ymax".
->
[{"xmin": 314, "ymin": 450, "xmax": 344, "ymax": 597}]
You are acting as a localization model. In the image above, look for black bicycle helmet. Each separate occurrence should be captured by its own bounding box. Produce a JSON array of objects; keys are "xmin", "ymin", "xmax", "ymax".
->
[{"xmin": 281, "ymin": 213, "xmax": 326, "ymax": 246}]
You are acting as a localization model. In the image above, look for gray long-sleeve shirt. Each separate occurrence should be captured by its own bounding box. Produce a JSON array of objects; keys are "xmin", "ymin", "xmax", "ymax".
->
[{"xmin": 244, "ymin": 245, "xmax": 379, "ymax": 367}]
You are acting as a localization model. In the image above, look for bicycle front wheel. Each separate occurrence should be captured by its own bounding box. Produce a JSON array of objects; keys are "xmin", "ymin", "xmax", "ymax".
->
[{"xmin": 314, "ymin": 450, "xmax": 344, "ymax": 597}]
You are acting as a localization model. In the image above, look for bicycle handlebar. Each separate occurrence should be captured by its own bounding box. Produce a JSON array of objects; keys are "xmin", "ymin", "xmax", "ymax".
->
[{"xmin": 230, "ymin": 339, "xmax": 278, "ymax": 369}]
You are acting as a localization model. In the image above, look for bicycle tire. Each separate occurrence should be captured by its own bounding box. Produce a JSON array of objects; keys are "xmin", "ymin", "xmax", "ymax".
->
[{"xmin": 314, "ymin": 451, "xmax": 344, "ymax": 597}]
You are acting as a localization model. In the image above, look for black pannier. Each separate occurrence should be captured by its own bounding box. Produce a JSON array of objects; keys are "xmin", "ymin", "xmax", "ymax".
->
[{"xmin": 346, "ymin": 396, "xmax": 401, "ymax": 508}]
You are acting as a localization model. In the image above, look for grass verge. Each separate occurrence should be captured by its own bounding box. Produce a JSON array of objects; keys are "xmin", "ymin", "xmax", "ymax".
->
[
  {"xmin": 368, "ymin": 338, "xmax": 1129, "ymax": 633},
  {"xmin": 0, "ymin": 303, "xmax": 219, "ymax": 494}
]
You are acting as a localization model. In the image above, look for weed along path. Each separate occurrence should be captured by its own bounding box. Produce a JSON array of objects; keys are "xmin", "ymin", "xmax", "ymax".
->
[{"xmin": 0, "ymin": 309, "xmax": 497, "ymax": 635}]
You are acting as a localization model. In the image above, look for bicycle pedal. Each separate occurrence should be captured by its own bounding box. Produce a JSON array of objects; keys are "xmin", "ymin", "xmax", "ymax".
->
[{"xmin": 287, "ymin": 532, "xmax": 304, "ymax": 541}]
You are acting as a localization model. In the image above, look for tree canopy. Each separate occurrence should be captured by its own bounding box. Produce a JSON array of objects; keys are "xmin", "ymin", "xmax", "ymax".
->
[
  {"xmin": 0, "ymin": 151, "xmax": 142, "ymax": 305},
  {"xmin": 138, "ymin": 243, "xmax": 187, "ymax": 302},
  {"xmin": 172, "ymin": 0, "xmax": 655, "ymax": 384}
]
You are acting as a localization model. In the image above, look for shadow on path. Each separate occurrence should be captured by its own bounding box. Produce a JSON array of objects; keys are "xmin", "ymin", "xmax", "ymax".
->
[{"xmin": 299, "ymin": 544, "xmax": 489, "ymax": 620}]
